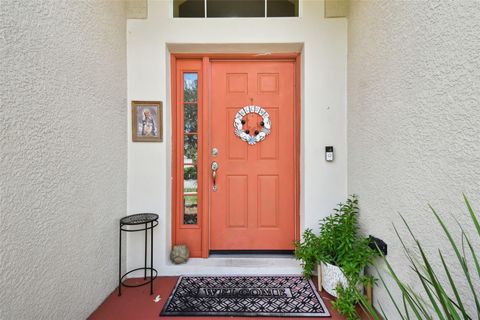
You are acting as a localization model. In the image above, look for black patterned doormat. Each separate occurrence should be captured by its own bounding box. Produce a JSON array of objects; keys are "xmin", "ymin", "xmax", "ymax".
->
[{"xmin": 160, "ymin": 276, "xmax": 330, "ymax": 317}]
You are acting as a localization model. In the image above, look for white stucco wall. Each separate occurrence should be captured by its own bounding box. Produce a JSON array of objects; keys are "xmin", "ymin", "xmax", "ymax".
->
[
  {"xmin": 127, "ymin": 0, "xmax": 348, "ymax": 274},
  {"xmin": 348, "ymin": 0, "xmax": 480, "ymax": 317},
  {"xmin": 0, "ymin": 1, "xmax": 127, "ymax": 319}
]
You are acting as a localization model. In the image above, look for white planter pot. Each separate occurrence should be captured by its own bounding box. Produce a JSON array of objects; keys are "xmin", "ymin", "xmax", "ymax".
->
[
  {"xmin": 321, "ymin": 262, "xmax": 347, "ymax": 297},
  {"xmin": 320, "ymin": 262, "xmax": 364, "ymax": 298}
]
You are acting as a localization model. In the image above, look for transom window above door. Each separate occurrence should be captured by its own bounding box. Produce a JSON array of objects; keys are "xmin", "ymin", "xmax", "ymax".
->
[{"xmin": 173, "ymin": 0, "xmax": 299, "ymax": 18}]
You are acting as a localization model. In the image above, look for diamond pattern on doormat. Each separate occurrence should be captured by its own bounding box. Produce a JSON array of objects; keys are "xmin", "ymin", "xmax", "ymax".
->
[{"xmin": 160, "ymin": 276, "xmax": 330, "ymax": 317}]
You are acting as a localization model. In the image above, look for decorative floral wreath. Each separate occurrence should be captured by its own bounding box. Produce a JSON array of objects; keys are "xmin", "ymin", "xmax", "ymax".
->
[{"xmin": 233, "ymin": 105, "xmax": 271, "ymax": 145}]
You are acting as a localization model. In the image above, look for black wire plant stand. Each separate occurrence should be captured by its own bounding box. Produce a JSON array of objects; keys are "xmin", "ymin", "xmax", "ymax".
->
[{"xmin": 118, "ymin": 213, "xmax": 158, "ymax": 296}]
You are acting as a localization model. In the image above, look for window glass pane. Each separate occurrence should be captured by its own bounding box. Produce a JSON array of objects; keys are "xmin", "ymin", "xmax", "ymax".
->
[
  {"xmin": 174, "ymin": 0, "xmax": 205, "ymax": 17},
  {"xmin": 184, "ymin": 195, "xmax": 198, "ymax": 224},
  {"xmin": 184, "ymin": 135, "xmax": 198, "ymax": 165},
  {"xmin": 184, "ymin": 104, "xmax": 198, "ymax": 133},
  {"xmin": 207, "ymin": 0, "xmax": 265, "ymax": 17},
  {"xmin": 182, "ymin": 72, "xmax": 199, "ymax": 225},
  {"xmin": 184, "ymin": 73, "xmax": 198, "ymax": 102},
  {"xmin": 267, "ymin": 0, "xmax": 298, "ymax": 17},
  {"xmin": 184, "ymin": 165, "xmax": 198, "ymax": 193}
]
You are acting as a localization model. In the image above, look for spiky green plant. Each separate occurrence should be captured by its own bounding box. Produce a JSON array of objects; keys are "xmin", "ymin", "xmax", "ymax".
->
[{"xmin": 360, "ymin": 195, "xmax": 480, "ymax": 319}]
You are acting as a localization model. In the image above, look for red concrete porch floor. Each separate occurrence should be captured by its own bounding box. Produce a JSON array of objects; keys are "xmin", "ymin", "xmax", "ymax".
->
[{"xmin": 89, "ymin": 277, "xmax": 374, "ymax": 320}]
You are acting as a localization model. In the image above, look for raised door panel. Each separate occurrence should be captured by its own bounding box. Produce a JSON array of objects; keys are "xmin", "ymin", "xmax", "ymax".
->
[
  {"xmin": 257, "ymin": 175, "xmax": 279, "ymax": 228},
  {"xmin": 226, "ymin": 175, "xmax": 248, "ymax": 228},
  {"xmin": 227, "ymin": 109, "xmax": 248, "ymax": 160},
  {"xmin": 258, "ymin": 109, "xmax": 279, "ymax": 160},
  {"xmin": 227, "ymin": 73, "xmax": 248, "ymax": 93},
  {"xmin": 258, "ymin": 73, "xmax": 279, "ymax": 94}
]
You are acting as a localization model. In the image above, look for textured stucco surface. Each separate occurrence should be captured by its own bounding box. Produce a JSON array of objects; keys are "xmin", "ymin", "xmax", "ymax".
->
[
  {"xmin": 0, "ymin": 1, "xmax": 127, "ymax": 319},
  {"xmin": 127, "ymin": 0, "xmax": 147, "ymax": 19},
  {"xmin": 348, "ymin": 0, "xmax": 480, "ymax": 317}
]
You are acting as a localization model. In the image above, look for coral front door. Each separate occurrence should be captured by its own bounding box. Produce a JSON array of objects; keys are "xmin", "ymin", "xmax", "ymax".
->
[{"xmin": 210, "ymin": 60, "xmax": 296, "ymax": 251}]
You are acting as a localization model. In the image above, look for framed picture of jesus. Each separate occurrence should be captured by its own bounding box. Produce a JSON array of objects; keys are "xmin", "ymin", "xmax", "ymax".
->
[{"xmin": 131, "ymin": 101, "xmax": 163, "ymax": 142}]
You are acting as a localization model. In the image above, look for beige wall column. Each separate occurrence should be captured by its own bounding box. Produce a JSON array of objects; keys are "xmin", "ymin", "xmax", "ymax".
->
[
  {"xmin": 348, "ymin": 0, "xmax": 480, "ymax": 317},
  {"xmin": 0, "ymin": 1, "xmax": 128, "ymax": 318}
]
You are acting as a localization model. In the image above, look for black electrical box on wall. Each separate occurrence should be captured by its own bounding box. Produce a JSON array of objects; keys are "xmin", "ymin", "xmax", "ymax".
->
[{"xmin": 369, "ymin": 235, "xmax": 388, "ymax": 256}]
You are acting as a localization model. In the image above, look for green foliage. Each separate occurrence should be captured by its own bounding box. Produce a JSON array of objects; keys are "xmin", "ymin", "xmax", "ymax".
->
[
  {"xmin": 184, "ymin": 79, "xmax": 198, "ymax": 102},
  {"xmin": 333, "ymin": 285, "xmax": 361, "ymax": 319},
  {"xmin": 184, "ymin": 166, "xmax": 197, "ymax": 180},
  {"xmin": 294, "ymin": 228, "xmax": 320, "ymax": 278},
  {"xmin": 359, "ymin": 195, "xmax": 480, "ymax": 320},
  {"xmin": 183, "ymin": 78, "xmax": 199, "ymax": 164},
  {"xmin": 295, "ymin": 195, "xmax": 379, "ymax": 320},
  {"xmin": 184, "ymin": 135, "xmax": 198, "ymax": 164}
]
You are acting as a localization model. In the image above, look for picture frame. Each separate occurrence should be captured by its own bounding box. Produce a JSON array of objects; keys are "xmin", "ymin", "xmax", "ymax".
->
[{"xmin": 131, "ymin": 101, "xmax": 163, "ymax": 142}]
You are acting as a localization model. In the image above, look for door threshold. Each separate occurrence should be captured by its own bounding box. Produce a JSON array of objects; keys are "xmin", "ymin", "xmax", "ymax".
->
[
  {"xmin": 209, "ymin": 253, "xmax": 294, "ymax": 259},
  {"xmin": 210, "ymin": 250, "xmax": 294, "ymax": 256},
  {"xmin": 158, "ymin": 255, "xmax": 302, "ymax": 276}
]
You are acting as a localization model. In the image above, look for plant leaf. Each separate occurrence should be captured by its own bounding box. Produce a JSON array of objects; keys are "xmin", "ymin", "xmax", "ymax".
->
[
  {"xmin": 439, "ymin": 250, "xmax": 470, "ymax": 319},
  {"xmin": 430, "ymin": 205, "xmax": 480, "ymax": 313},
  {"xmin": 464, "ymin": 194, "xmax": 480, "ymax": 238}
]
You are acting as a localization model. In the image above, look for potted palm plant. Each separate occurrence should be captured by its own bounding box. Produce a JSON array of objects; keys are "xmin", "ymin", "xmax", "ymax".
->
[{"xmin": 295, "ymin": 195, "xmax": 378, "ymax": 320}]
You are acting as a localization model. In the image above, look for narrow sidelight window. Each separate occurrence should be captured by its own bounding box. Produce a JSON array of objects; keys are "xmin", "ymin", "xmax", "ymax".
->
[{"xmin": 183, "ymin": 73, "xmax": 199, "ymax": 225}]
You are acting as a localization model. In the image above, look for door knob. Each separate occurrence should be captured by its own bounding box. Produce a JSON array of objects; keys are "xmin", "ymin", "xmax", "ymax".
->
[{"xmin": 211, "ymin": 161, "xmax": 219, "ymax": 191}]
